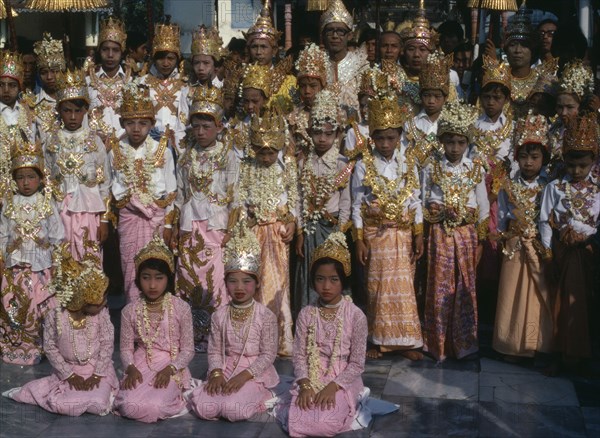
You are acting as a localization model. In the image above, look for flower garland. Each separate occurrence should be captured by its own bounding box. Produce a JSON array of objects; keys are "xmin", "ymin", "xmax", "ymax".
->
[
  {"xmin": 69, "ymin": 315, "xmax": 93, "ymax": 364},
  {"xmin": 115, "ymin": 139, "xmax": 158, "ymax": 206},
  {"xmin": 187, "ymin": 142, "xmax": 231, "ymax": 206},
  {"xmin": 135, "ymin": 293, "xmax": 177, "ymax": 368}
]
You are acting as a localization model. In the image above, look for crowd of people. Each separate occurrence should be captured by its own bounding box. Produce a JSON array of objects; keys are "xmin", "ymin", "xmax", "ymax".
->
[{"xmin": 0, "ymin": 0, "xmax": 599, "ymax": 435}]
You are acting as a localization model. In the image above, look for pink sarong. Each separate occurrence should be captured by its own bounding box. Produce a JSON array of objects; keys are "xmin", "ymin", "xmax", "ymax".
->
[{"xmin": 60, "ymin": 194, "xmax": 102, "ymax": 262}]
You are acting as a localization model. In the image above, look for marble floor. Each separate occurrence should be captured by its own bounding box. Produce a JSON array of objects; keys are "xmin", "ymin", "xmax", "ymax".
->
[{"xmin": 1, "ymin": 310, "xmax": 599, "ymax": 437}]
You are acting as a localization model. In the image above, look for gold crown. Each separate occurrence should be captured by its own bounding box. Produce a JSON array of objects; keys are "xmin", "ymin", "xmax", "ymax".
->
[
  {"xmin": 0, "ymin": 51, "xmax": 24, "ymax": 86},
  {"xmin": 153, "ymin": 21, "xmax": 181, "ymax": 57},
  {"xmin": 190, "ymin": 85, "xmax": 224, "ymax": 122},
  {"xmin": 310, "ymin": 231, "xmax": 351, "ymax": 276},
  {"xmin": 504, "ymin": 4, "xmax": 534, "ymax": 46},
  {"xmin": 563, "ymin": 113, "xmax": 599, "ymax": 156},
  {"xmin": 119, "ymin": 83, "xmax": 155, "ymax": 121},
  {"xmin": 295, "ymin": 43, "xmax": 330, "ymax": 86},
  {"xmin": 99, "ymin": 16, "xmax": 127, "ymax": 51},
  {"xmin": 359, "ymin": 65, "xmax": 390, "ymax": 98},
  {"xmin": 530, "ymin": 71, "xmax": 558, "ymax": 97},
  {"xmin": 191, "ymin": 25, "xmax": 227, "ymax": 61},
  {"xmin": 224, "ymin": 218, "xmax": 261, "ymax": 277},
  {"xmin": 437, "ymin": 100, "xmax": 479, "ymax": 140},
  {"xmin": 419, "ymin": 51, "xmax": 451, "ymax": 94},
  {"xmin": 134, "ymin": 232, "xmax": 175, "ymax": 274},
  {"xmin": 368, "ymin": 95, "xmax": 408, "ymax": 135},
  {"xmin": 558, "ymin": 59, "xmax": 594, "ymax": 99},
  {"xmin": 33, "ymin": 33, "xmax": 65, "ymax": 71},
  {"xmin": 11, "ymin": 133, "xmax": 45, "ymax": 174},
  {"xmin": 50, "ymin": 242, "xmax": 108, "ymax": 312},
  {"xmin": 249, "ymin": 108, "xmax": 286, "ymax": 150},
  {"xmin": 56, "ymin": 68, "xmax": 89, "ymax": 104},
  {"xmin": 310, "ymin": 89, "xmax": 344, "ymax": 129},
  {"xmin": 244, "ymin": 0, "xmax": 282, "ymax": 46},
  {"xmin": 222, "ymin": 57, "xmax": 244, "ymax": 98},
  {"xmin": 482, "ymin": 55, "xmax": 511, "ymax": 90},
  {"xmin": 241, "ymin": 63, "xmax": 273, "ymax": 98},
  {"xmin": 320, "ymin": 0, "xmax": 353, "ymax": 32},
  {"xmin": 398, "ymin": 4, "xmax": 438, "ymax": 51},
  {"xmin": 514, "ymin": 111, "xmax": 550, "ymax": 150}
]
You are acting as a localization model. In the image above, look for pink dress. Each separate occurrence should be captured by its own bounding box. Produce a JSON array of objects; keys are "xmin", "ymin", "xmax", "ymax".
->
[
  {"xmin": 7, "ymin": 307, "xmax": 118, "ymax": 416},
  {"xmin": 189, "ymin": 301, "xmax": 279, "ymax": 421},
  {"xmin": 287, "ymin": 298, "xmax": 368, "ymax": 438},
  {"xmin": 113, "ymin": 294, "xmax": 194, "ymax": 423}
]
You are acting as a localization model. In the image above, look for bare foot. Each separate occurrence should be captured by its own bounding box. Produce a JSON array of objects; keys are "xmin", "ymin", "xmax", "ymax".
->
[
  {"xmin": 400, "ymin": 350, "xmax": 423, "ymax": 361},
  {"xmin": 366, "ymin": 347, "xmax": 383, "ymax": 359}
]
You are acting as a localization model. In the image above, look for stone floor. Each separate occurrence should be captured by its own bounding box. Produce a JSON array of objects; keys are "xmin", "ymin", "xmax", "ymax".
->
[{"xmin": 1, "ymin": 309, "xmax": 599, "ymax": 437}]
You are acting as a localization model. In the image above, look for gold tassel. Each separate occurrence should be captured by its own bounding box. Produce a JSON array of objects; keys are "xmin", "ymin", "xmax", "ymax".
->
[{"xmin": 307, "ymin": 0, "xmax": 328, "ymax": 11}]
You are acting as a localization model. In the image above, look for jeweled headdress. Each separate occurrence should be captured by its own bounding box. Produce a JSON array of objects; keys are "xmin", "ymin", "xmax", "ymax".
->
[
  {"xmin": 504, "ymin": 4, "xmax": 534, "ymax": 47},
  {"xmin": 191, "ymin": 25, "xmax": 227, "ymax": 61},
  {"xmin": 437, "ymin": 100, "xmax": 478, "ymax": 140},
  {"xmin": 119, "ymin": 83, "xmax": 155, "ymax": 121},
  {"xmin": 529, "ymin": 71, "xmax": 558, "ymax": 97},
  {"xmin": 482, "ymin": 55, "xmax": 511, "ymax": 91},
  {"xmin": 514, "ymin": 111, "xmax": 550, "ymax": 150},
  {"xmin": 563, "ymin": 113, "xmax": 599, "ymax": 156},
  {"xmin": 368, "ymin": 95, "xmax": 408, "ymax": 135},
  {"xmin": 33, "ymin": 33, "xmax": 66, "ymax": 71},
  {"xmin": 398, "ymin": 3, "xmax": 438, "ymax": 51},
  {"xmin": 56, "ymin": 68, "xmax": 89, "ymax": 104},
  {"xmin": 419, "ymin": 51, "xmax": 451, "ymax": 95},
  {"xmin": 310, "ymin": 231, "xmax": 351, "ymax": 276},
  {"xmin": 558, "ymin": 59, "xmax": 594, "ymax": 100},
  {"xmin": 222, "ymin": 57, "xmax": 244, "ymax": 98},
  {"xmin": 249, "ymin": 108, "xmax": 286, "ymax": 150},
  {"xmin": 295, "ymin": 43, "xmax": 330, "ymax": 86},
  {"xmin": 240, "ymin": 63, "xmax": 273, "ymax": 98},
  {"xmin": 153, "ymin": 21, "xmax": 181, "ymax": 57},
  {"xmin": 11, "ymin": 134, "xmax": 45, "ymax": 174},
  {"xmin": 320, "ymin": 0, "xmax": 353, "ymax": 33},
  {"xmin": 310, "ymin": 89, "xmax": 344, "ymax": 130},
  {"xmin": 224, "ymin": 217, "xmax": 261, "ymax": 277},
  {"xmin": 359, "ymin": 65, "xmax": 389, "ymax": 98},
  {"xmin": 99, "ymin": 16, "xmax": 127, "ymax": 51},
  {"xmin": 190, "ymin": 85, "xmax": 224, "ymax": 122},
  {"xmin": 134, "ymin": 232, "xmax": 175, "ymax": 274},
  {"xmin": 0, "ymin": 51, "xmax": 24, "ymax": 86},
  {"xmin": 244, "ymin": 0, "xmax": 282, "ymax": 46}
]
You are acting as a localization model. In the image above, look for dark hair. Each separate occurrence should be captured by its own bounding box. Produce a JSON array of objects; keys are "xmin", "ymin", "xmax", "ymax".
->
[
  {"xmin": 135, "ymin": 258, "xmax": 175, "ymax": 294},
  {"xmin": 310, "ymin": 257, "xmax": 350, "ymax": 291},
  {"xmin": 358, "ymin": 28, "xmax": 379, "ymax": 46},
  {"xmin": 516, "ymin": 142, "xmax": 551, "ymax": 165},
  {"xmin": 453, "ymin": 42, "xmax": 473, "ymax": 55},
  {"xmin": 227, "ymin": 37, "xmax": 247, "ymax": 55},
  {"xmin": 437, "ymin": 20, "xmax": 464, "ymax": 41},
  {"xmin": 551, "ymin": 21, "xmax": 587, "ymax": 64},
  {"xmin": 190, "ymin": 113, "xmax": 218, "ymax": 125},
  {"xmin": 127, "ymin": 31, "xmax": 147, "ymax": 51},
  {"xmin": 563, "ymin": 149, "xmax": 596, "ymax": 161},
  {"xmin": 481, "ymin": 82, "xmax": 511, "ymax": 98},
  {"xmin": 153, "ymin": 50, "xmax": 179, "ymax": 62},
  {"xmin": 59, "ymin": 99, "xmax": 89, "ymax": 110},
  {"xmin": 537, "ymin": 19, "xmax": 558, "ymax": 31}
]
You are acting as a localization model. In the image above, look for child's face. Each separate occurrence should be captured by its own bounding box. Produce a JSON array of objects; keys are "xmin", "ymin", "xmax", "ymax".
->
[
  {"xmin": 100, "ymin": 41, "xmax": 123, "ymax": 71},
  {"xmin": 139, "ymin": 267, "xmax": 169, "ymax": 302},
  {"xmin": 313, "ymin": 263, "xmax": 343, "ymax": 305},
  {"xmin": 0, "ymin": 77, "xmax": 20, "ymax": 106},
  {"xmin": 190, "ymin": 116, "xmax": 222, "ymax": 148},
  {"xmin": 38, "ymin": 67, "xmax": 60, "ymax": 93},
  {"xmin": 298, "ymin": 77, "xmax": 322, "ymax": 107},
  {"xmin": 421, "ymin": 89, "xmax": 446, "ymax": 116},
  {"xmin": 480, "ymin": 88, "xmax": 508, "ymax": 120},
  {"xmin": 14, "ymin": 167, "xmax": 41, "ymax": 196},
  {"xmin": 83, "ymin": 292, "xmax": 108, "ymax": 316},
  {"xmin": 252, "ymin": 146, "xmax": 279, "ymax": 167},
  {"xmin": 242, "ymin": 88, "xmax": 266, "ymax": 116},
  {"xmin": 310, "ymin": 122, "xmax": 337, "ymax": 156},
  {"xmin": 565, "ymin": 154, "xmax": 594, "ymax": 183},
  {"xmin": 59, "ymin": 101, "xmax": 87, "ymax": 131},
  {"xmin": 123, "ymin": 118, "xmax": 153, "ymax": 147},
  {"xmin": 517, "ymin": 145, "xmax": 544, "ymax": 180},
  {"xmin": 226, "ymin": 271, "xmax": 258, "ymax": 305},
  {"xmin": 442, "ymin": 133, "xmax": 469, "ymax": 163},
  {"xmin": 556, "ymin": 93, "xmax": 580, "ymax": 124},
  {"xmin": 192, "ymin": 54, "xmax": 216, "ymax": 83},
  {"xmin": 154, "ymin": 52, "xmax": 178, "ymax": 77},
  {"xmin": 372, "ymin": 128, "xmax": 400, "ymax": 159},
  {"xmin": 358, "ymin": 94, "xmax": 369, "ymax": 122},
  {"xmin": 248, "ymin": 38, "xmax": 275, "ymax": 66}
]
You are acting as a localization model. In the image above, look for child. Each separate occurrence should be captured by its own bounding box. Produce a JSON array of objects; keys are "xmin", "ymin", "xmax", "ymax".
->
[
  {"xmin": 352, "ymin": 94, "xmax": 423, "ymax": 360},
  {"xmin": 3, "ymin": 245, "xmax": 118, "ymax": 416},
  {"xmin": 189, "ymin": 220, "xmax": 279, "ymax": 421},
  {"xmin": 189, "ymin": 25, "xmax": 226, "ymax": 89},
  {"xmin": 114, "ymin": 234, "xmax": 194, "ymax": 423},
  {"xmin": 401, "ymin": 51, "xmax": 451, "ymax": 170},
  {"xmin": 422, "ymin": 100, "xmax": 489, "ymax": 362},
  {"xmin": 109, "ymin": 84, "xmax": 177, "ymax": 303},
  {"xmin": 493, "ymin": 113, "xmax": 554, "ymax": 360},
  {"xmin": 45, "ymin": 68, "xmax": 112, "ymax": 261},
  {"xmin": 287, "ymin": 232, "xmax": 368, "ymax": 437},
  {"xmin": 0, "ymin": 137, "xmax": 65, "ymax": 365},
  {"xmin": 235, "ymin": 108, "xmax": 297, "ymax": 356},
  {"xmin": 294, "ymin": 89, "xmax": 351, "ymax": 313},
  {"xmin": 539, "ymin": 113, "xmax": 600, "ymax": 370},
  {"xmin": 175, "ymin": 85, "xmax": 239, "ymax": 351}
]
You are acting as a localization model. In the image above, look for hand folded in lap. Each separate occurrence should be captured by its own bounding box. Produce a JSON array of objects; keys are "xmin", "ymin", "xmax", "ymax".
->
[
  {"xmin": 121, "ymin": 365, "xmax": 143, "ymax": 390},
  {"xmin": 221, "ymin": 370, "xmax": 253, "ymax": 395},
  {"xmin": 314, "ymin": 382, "xmax": 339, "ymax": 411},
  {"xmin": 67, "ymin": 374, "xmax": 88, "ymax": 391},
  {"xmin": 153, "ymin": 365, "xmax": 175, "ymax": 389}
]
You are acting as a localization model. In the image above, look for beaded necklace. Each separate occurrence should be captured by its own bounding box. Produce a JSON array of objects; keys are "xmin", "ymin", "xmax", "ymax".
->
[
  {"xmin": 136, "ymin": 293, "xmax": 177, "ymax": 367},
  {"xmin": 69, "ymin": 314, "xmax": 92, "ymax": 364}
]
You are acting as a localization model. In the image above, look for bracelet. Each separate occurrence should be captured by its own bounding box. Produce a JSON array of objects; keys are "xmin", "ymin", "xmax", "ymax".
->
[
  {"xmin": 169, "ymin": 364, "xmax": 177, "ymax": 374},
  {"xmin": 210, "ymin": 370, "xmax": 223, "ymax": 379},
  {"xmin": 299, "ymin": 383, "xmax": 313, "ymax": 392}
]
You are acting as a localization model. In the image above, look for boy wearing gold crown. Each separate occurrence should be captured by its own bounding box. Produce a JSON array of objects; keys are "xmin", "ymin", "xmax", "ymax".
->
[
  {"xmin": 351, "ymin": 93, "xmax": 423, "ymax": 360},
  {"xmin": 190, "ymin": 25, "xmax": 227, "ymax": 89},
  {"xmin": 234, "ymin": 108, "xmax": 297, "ymax": 357},
  {"xmin": 3, "ymin": 244, "xmax": 118, "ymax": 416},
  {"xmin": 109, "ymin": 84, "xmax": 177, "ymax": 304},
  {"xmin": 0, "ymin": 136, "xmax": 65, "ymax": 365},
  {"xmin": 294, "ymin": 89, "xmax": 351, "ymax": 314},
  {"xmin": 540, "ymin": 113, "xmax": 600, "ymax": 373},
  {"xmin": 493, "ymin": 113, "xmax": 553, "ymax": 361},
  {"xmin": 44, "ymin": 69, "xmax": 111, "ymax": 263},
  {"xmin": 137, "ymin": 21, "xmax": 189, "ymax": 155},
  {"xmin": 174, "ymin": 85, "xmax": 239, "ymax": 352},
  {"xmin": 422, "ymin": 100, "xmax": 489, "ymax": 362},
  {"xmin": 86, "ymin": 16, "xmax": 132, "ymax": 139}
]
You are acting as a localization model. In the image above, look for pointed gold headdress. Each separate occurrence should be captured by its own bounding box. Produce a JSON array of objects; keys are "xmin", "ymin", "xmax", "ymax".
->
[
  {"xmin": 504, "ymin": 4, "xmax": 534, "ymax": 47},
  {"xmin": 0, "ymin": 51, "xmax": 24, "ymax": 86},
  {"xmin": 11, "ymin": 133, "xmax": 45, "ymax": 174},
  {"xmin": 419, "ymin": 51, "xmax": 451, "ymax": 95},
  {"xmin": 359, "ymin": 65, "xmax": 389, "ymax": 98},
  {"xmin": 514, "ymin": 112, "xmax": 550, "ymax": 151},
  {"xmin": 56, "ymin": 68, "xmax": 89, "ymax": 104},
  {"xmin": 249, "ymin": 108, "xmax": 286, "ymax": 150},
  {"xmin": 191, "ymin": 25, "xmax": 227, "ymax": 61},
  {"xmin": 368, "ymin": 95, "xmax": 408, "ymax": 135},
  {"xmin": 437, "ymin": 100, "xmax": 478, "ymax": 141},
  {"xmin": 34, "ymin": 33, "xmax": 66, "ymax": 71},
  {"xmin": 398, "ymin": 3, "xmax": 438, "ymax": 51},
  {"xmin": 563, "ymin": 113, "xmax": 599, "ymax": 157},
  {"xmin": 240, "ymin": 63, "xmax": 273, "ymax": 99},
  {"xmin": 99, "ymin": 16, "xmax": 127, "ymax": 51},
  {"xmin": 320, "ymin": 0, "xmax": 353, "ymax": 32},
  {"xmin": 482, "ymin": 55, "xmax": 511, "ymax": 91},
  {"xmin": 558, "ymin": 59, "xmax": 594, "ymax": 100},
  {"xmin": 295, "ymin": 43, "xmax": 330, "ymax": 86},
  {"xmin": 190, "ymin": 85, "xmax": 224, "ymax": 122},
  {"xmin": 310, "ymin": 89, "xmax": 344, "ymax": 130},
  {"xmin": 119, "ymin": 83, "xmax": 155, "ymax": 121},
  {"xmin": 244, "ymin": 0, "xmax": 282, "ymax": 46},
  {"xmin": 310, "ymin": 231, "xmax": 351, "ymax": 276},
  {"xmin": 153, "ymin": 21, "xmax": 181, "ymax": 57},
  {"xmin": 134, "ymin": 232, "xmax": 175, "ymax": 274},
  {"xmin": 224, "ymin": 217, "xmax": 261, "ymax": 277}
]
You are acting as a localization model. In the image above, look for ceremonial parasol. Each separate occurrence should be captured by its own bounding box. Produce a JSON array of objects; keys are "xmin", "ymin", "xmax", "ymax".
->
[
  {"xmin": 21, "ymin": 0, "xmax": 110, "ymax": 11},
  {"xmin": 468, "ymin": 0, "xmax": 520, "ymax": 44}
]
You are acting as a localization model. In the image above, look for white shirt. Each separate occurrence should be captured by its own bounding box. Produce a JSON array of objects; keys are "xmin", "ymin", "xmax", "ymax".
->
[
  {"xmin": 87, "ymin": 66, "xmax": 129, "ymax": 138},
  {"xmin": 344, "ymin": 121, "xmax": 369, "ymax": 153}
]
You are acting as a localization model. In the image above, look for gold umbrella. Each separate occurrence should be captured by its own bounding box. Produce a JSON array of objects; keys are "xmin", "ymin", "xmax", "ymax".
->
[
  {"xmin": 22, "ymin": 0, "xmax": 110, "ymax": 11},
  {"xmin": 307, "ymin": 0, "xmax": 329, "ymax": 11},
  {"xmin": 467, "ymin": 0, "xmax": 518, "ymax": 10},
  {"xmin": 1, "ymin": 3, "xmax": 18, "ymax": 19}
]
